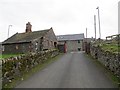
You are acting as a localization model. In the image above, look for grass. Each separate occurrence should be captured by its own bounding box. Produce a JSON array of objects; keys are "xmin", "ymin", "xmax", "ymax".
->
[
  {"xmin": 0, "ymin": 54, "xmax": 24, "ymax": 59},
  {"xmin": 3, "ymin": 53, "xmax": 64, "ymax": 89},
  {"xmin": 93, "ymin": 41, "xmax": 119, "ymax": 53},
  {"xmin": 84, "ymin": 53, "xmax": 120, "ymax": 88},
  {"xmin": 100, "ymin": 43, "xmax": 119, "ymax": 53}
]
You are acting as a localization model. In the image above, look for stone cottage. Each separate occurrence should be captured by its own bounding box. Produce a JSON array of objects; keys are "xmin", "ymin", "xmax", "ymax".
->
[
  {"xmin": 57, "ymin": 34, "xmax": 84, "ymax": 53},
  {"xmin": 2, "ymin": 22, "xmax": 57, "ymax": 54}
]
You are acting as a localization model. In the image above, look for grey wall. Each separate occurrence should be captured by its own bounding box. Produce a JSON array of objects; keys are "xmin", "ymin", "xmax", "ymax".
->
[
  {"xmin": 43, "ymin": 29, "xmax": 57, "ymax": 50},
  {"xmin": 32, "ymin": 38, "xmax": 43, "ymax": 52},
  {"xmin": 2, "ymin": 42, "xmax": 31, "ymax": 54},
  {"xmin": 66, "ymin": 40, "xmax": 83, "ymax": 52},
  {"xmin": 58, "ymin": 40, "xmax": 83, "ymax": 52}
]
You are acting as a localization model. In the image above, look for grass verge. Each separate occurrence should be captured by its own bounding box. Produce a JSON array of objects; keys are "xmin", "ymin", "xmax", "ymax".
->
[
  {"xmin": 3, "ymin": 53, "xmax": 64, "ymax": 89},
  {"xmin": 0, "ymin": 54, "xmax": 24, "ymax": 59},
  {"xmin": 84, "ymin": 53, "xmax": 120, "ymax": 88}
]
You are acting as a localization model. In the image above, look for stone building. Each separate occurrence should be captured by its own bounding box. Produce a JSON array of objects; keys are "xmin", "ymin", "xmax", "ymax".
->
[
  {"xmin": 57, "ymin": 34, "xmax": 84, "ymax": 53},
  {"xmin": 2, "ymin": 22, "xmax": 57, "ymax": 54}
]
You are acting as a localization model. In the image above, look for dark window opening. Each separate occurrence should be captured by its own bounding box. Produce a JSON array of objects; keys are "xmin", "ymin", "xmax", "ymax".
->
[
  {"xmin": 78, "ymin": 48, "xmax": 81, "ymax": 51},
  {"xmin": 78, "ymin": 40, "xmax": 80, "ymax": 43}
]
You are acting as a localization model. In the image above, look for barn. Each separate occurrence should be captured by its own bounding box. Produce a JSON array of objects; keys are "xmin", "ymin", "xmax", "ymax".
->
[{"xmin": 57, "ymin": 34, "xmax": 84, "ymax": 53}]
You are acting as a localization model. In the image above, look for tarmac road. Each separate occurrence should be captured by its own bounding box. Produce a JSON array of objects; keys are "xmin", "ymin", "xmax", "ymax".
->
[{"xmin": 15, "ymin": 51, "xmax": 116, "ymax": 88}]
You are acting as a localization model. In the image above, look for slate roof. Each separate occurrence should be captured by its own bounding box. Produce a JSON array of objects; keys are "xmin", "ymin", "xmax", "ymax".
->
[
  {"xmin": 57, "ymin": 33, "xmax": 84, "ymax": 41},
  {"xmin": 3, "ymin": 29, "xmax": 51, "ymax": 44}
]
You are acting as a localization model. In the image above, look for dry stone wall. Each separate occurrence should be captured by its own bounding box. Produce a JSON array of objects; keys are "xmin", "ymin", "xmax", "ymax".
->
[
  {"xmin": 1, "ymin": 49, "xmax": 59, "ymax": 87},
  {"xmin": 90, "ymin": 44, "xmax": 120, "ymax": 79}
]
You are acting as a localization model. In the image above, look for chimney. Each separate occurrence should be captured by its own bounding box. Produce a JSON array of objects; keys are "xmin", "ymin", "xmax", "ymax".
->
[
  {"xmin": 26, "ymin": 22, "xmax": 32, "ymax": 33},
  {"xmin": 50, "ymin": 27, "xmax": 52, "ymax": 29}
]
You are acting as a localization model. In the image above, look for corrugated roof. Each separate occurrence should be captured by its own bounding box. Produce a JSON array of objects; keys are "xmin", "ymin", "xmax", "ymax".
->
[
  {"xmin": 3, "ymin": 29, "xmax": 51, "ymax": 44},
  {"xmin": 57, "ymin": 33, "xmax": 84, "ymax": 41}
]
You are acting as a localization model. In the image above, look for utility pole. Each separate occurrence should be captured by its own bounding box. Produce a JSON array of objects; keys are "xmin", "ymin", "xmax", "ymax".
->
[
  {"xmin": 96, "ymin": 6, "xmax": 101, "ymax": 39},
  {"xmin": 8, "ymin": 25, "xmax": 12, "ymax": 38},
  {"xmin": 85, "ymin": 27, "xmax": 88, "ymax": 53},
  {"xmin": 94, "ymin": 15, "xmax": 96, "ymax": 40},
  {"xmin": 86, "ymin": 28, "xmax": 87, "ymax": 42}
]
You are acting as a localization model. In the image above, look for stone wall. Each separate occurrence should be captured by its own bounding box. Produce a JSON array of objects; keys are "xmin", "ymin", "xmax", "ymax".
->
[
  {"xmin": 90, "ymin": 44, "xmax": 120, "ymax": 79},
  {"xmin": 66, "ymin": 40, "xmax": 83, "ymax": 52},
  {"xmin": 1, "ymin": 49, "xmax": 59, "ymax": 87},
  {"xmin": 43, "ymin": 28, "xmax": 58, "ymax": 50},
  {"xmin": 2, "ymin": 42, "xmax": 31, "ymax": 54}
]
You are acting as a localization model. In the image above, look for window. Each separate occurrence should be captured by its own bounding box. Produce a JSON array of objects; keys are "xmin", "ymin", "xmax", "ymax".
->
[
  {"xmin": 29, "ymin": 45, "xmax": 31, "ymax": 49},
  {"xmin": 16, "ymin": 45, "xmax": 18, "ymax": 50},
  {"xmin": 54, "ymin": 42, "xmax": 57, "ymax": 48},
  {"xmin": 78, "ymin": 40, "xmax": 80, "ymax": 43},
  {"xmin": 78, "ymin": 48, "xmax": 81, "ymax": 51}
]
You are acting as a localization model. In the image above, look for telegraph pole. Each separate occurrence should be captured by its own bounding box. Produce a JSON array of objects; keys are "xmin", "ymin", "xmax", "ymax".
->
[
  {"xmin": 8, "ymin": 25, "xmax": 12, "ymax": 38},
  {"xmin": 86, "ymin": 28, "xmax": 87, "ymax": 42},
  {"xmin": 94, "ymin": 15, "xmax": 96, "ymax": 40},
  {"xmin": 96, "ymin": 6, "xmax": 101, "ymax": 39}
]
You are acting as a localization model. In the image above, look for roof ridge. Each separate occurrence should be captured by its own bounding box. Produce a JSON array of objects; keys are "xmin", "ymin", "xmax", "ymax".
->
[
  {"xmin": 57, "ymin": 33, "xmax": 84, "ymax": 36},
  {"xmin": 3, "ymin": 28, "xmax": 52, "ymax": 43},
  {"xmin": 18, "ymin": 29, "xmax": 50, "ymax": 34}
]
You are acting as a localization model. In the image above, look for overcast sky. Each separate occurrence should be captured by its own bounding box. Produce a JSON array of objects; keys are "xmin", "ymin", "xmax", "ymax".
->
[{"xmin": 0, "ymin": 0, "xmax": 119, "ymax": 42}]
